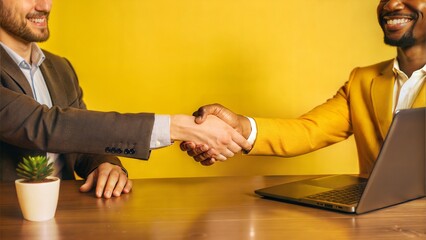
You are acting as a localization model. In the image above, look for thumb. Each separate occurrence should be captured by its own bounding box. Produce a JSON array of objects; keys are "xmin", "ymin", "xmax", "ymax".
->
[
  {"xmin": 193, "ymin": 108, "xmax": 208, "ymax": 124},
  {"xmin": 193, "ymin": 104, "xmax": 222, "ymax": 124},
  {"xmin": 79, "ymin": 172, "xmax": 95, "ymax": 192}
]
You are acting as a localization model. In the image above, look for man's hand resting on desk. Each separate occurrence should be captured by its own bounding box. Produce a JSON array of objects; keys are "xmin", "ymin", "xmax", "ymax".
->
[{"xmin": 79, "ymin": 162, "xmax": 133, "ymax": 199}]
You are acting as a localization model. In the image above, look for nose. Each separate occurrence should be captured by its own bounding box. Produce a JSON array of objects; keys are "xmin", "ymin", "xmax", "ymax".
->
[
  {"xmin": 382, "ymin": 0, "xmax": 404, "ymax": 12},
  {"xmin": 35, "ymin": 0, "xmax": 52, "ymax": 12}
]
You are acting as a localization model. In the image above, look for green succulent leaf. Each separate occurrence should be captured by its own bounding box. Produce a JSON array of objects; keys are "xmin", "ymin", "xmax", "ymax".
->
[{"xmin": 16, "ymin": 156, "xmax": 54, "ymax": 182}]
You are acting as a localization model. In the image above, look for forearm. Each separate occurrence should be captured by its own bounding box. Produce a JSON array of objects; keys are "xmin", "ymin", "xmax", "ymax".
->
[
  {"xmin": 0, "ymin": 87, "xmax": 154, "ymax": 159},
  {"xmin": 250, "ymin": 91, "xmax": 352, "ymax": 156}
]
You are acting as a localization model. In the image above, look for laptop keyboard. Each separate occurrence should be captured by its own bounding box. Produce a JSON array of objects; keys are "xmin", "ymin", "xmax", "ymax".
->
[{"xmin": 305, "ymin": 182, "xmax": 367, "ymax": 205}]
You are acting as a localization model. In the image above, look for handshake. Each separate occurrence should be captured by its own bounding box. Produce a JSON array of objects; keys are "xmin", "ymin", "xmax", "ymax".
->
[{"xmin": 172, "ymin": 104, "xmax": 253, "ymax": 166}]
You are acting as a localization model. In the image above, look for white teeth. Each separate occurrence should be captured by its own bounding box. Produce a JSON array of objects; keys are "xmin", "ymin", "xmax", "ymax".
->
[
  {"xmin": 386, "ymin": 18, "xmax": 410, "ymax": 25},
  {"xmin": 29, "ymin": 18, "xmax": 45, "ymax": 23}
]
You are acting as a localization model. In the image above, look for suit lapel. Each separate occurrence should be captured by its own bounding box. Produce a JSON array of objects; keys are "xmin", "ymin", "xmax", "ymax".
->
[
  {"xmin": 40, "ymin": 55, "xmax": 68, "ymax": 107},
  {"xmin": 0, "ymin": 46, "xmax": 34, "ymax": 97},
  {"xmin": 1, "ymin": 46, "xmax": 69, "ymax": 107},
  {"xmin": 371, "ymin": 61, "xmax": 395, "ymax": 139}
]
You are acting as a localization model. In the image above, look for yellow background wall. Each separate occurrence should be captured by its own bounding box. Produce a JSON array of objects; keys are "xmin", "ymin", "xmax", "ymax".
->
[{"xmin": 41, "ymin": 0, "xmax": 395, "ymax": 178}]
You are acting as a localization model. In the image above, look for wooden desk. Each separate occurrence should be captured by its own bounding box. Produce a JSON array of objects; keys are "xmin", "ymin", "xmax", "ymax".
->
[{"xmin": 1, "ymin": 176, "xmax": 425, "ymax": 240}]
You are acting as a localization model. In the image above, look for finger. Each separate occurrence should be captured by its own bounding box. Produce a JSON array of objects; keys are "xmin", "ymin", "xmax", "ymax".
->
[
  {"xmin": 102, "ymin": 170, "xmax": 120, "ymax": 199},
  {"xmin": 79, "ymin": 172, "xmax": 95, "ymax": 192},
  {"xmin": 227, "ymin": 140, "xmax": 242, "ymax": 154},
  {"xmin": 186, "ymin": 149, "xmax": 197, "ymax": 157},
  {"xmin": 193, "ymin": 153, "xmax": 208, "ymax": 162},
  {"xmin": 214, "ymin": 154, "xmax": 227, "ymax": 161},
  {"xmin": 187, "ymin": 144, "xmax": 209, "ymax": 157},
  {"xmin": 112, "ymin": 171, "xmax": 128, "ymax": 197},
  {"xmin": 231, "ymin": 130, "xmax": 252, "ymax": 152},
  {"xmin": 95, "ymin": 170, "xmax": 109, "ymax": 198},
  {"xmin": 219, "ymin": 148, "xmax": 234, "ymax": 158},
  {"xmin": 182, "ymin": 143, "xmax": 208, "ymax": 157},
  {"xmin": 123, "ymin": 179, "xmax": 133, "ymax": 194},
  {"xmin": 200, "ymin": 158, "xmax": 216, "ymax": 166},
  {"xmin": 193, "ymin": 148, "xmax": 220, "ymax": 162},
  {"xmin": 180, "ymin": 141, "xmax": 196, "ymax": 151}
]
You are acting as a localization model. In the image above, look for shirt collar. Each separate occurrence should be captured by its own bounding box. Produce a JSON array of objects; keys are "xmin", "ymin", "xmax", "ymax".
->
[
  {"xmin": 392, "ymin": 58, "xmax": 426, "ymax": 80},
  {"xmin": 0, "ymin": 42, "xmax": 45, "ymax": 69},
  {"xmin": 392, "ymin": 59, "xmax": 407, "ymax": 80}
]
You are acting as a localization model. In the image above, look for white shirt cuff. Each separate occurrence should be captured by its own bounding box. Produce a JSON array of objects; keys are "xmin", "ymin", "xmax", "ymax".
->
[
  {"xmin": 150, "ymin": 114, "xmax": 172, "ymax": 149},
  {"xmin": 246, "ymin": 116, "xmax": 257, "ymax": 147}
]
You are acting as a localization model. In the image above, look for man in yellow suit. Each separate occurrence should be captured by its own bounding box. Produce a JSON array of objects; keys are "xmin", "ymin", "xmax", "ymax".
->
[{"xmin": 182, "ymin": 0, "xmax": 426, "ymax": 175}]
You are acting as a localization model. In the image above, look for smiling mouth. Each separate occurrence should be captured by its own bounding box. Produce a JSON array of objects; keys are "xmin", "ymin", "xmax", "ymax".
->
[
  {"xmin": 26, "ymin": 12, "xmax": 49, "ymax": 25},
  {"xmin": 381, "ymin": 14, "xmax": 416, "ymax": 32},
  {"xmin": 381, "ymin": 11, "xmax": 417, "ymax": 26},
  {"xmin": 384, "ymin": 17, "xmax": 412, "ymax": 25},
  {"xmin": 28, "ymin": 17, "xmax": 46, "ymax": 24}
]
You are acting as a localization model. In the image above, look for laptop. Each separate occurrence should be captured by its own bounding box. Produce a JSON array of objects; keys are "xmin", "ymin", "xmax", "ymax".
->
[{"xmin": 255, "ymin": 107, "xmax": 426, "ymax": 214}]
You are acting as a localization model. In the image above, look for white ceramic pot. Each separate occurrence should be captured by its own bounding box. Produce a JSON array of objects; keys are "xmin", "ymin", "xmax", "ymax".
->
[{"xmin": 15, "ymin": 177, "xmax": 60, "ymax": 221}]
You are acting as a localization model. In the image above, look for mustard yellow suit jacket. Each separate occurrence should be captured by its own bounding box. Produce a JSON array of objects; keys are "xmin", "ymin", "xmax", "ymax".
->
[{"xmin": 249, "ymin": 59, "xmax": 426, "ymax": 174}]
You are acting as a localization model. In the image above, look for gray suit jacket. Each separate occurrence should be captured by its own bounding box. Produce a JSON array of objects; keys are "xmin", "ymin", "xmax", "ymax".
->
[{"xmin": 0, "ymin": 46, "xmax": 154, "ymax": 181}]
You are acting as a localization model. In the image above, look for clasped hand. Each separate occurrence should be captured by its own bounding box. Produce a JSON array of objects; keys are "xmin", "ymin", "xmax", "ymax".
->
[
  {"xmin": 179, "ymin": 104, "xmax": 252, "ymax": 166},
  {"xmin": 171, "ymin": 113, "xmax": 251, "ymax": 165}
]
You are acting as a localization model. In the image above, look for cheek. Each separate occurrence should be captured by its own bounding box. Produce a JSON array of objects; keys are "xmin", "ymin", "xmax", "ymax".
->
[
  {"xmin": 410, "ymin": 2, "xmax": 426, "ymax": 36},
  {"xmin": 417, "ymin": 1, "xmax": 426, "ymax": 16},
  {"xmin": 415, "ymin": 22, "xmax": 426, "ymax": 38},
  {"xmin": 376, "ymin": 4, "xmax": 385, "ymax": 23},
  {"xmin": 21, "ymin": 1, "xmax": 34, "ymax": 16}
]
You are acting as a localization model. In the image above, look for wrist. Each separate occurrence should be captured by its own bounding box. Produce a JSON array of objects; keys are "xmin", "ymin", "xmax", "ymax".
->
[
  {"xmin": 238, "ymin": 115, "xmax": 252, "ymax": 139},
  {"xmin": 170, "ymin": 114, "xmax": 195, "ymax": 141}
]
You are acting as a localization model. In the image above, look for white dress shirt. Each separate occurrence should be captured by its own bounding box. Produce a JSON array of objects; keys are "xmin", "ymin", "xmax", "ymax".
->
[{"xmin": 392, "ymin": 59, "xmax": 426, "ymax": 112}]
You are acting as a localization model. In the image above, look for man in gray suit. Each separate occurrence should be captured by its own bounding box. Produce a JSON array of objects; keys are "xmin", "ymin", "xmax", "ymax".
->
[{"xmin": 0, "ymin": 0, "xmax": 251, "ymax": 198}]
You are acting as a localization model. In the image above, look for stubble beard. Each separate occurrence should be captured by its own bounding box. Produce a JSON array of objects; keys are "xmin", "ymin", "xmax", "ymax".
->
[
  {"xmin": 0, "ymin": 5, "xmax": 50, "ymax": 43},
  {"xmin": 380, "ymin": 9, "xmax": 419, "ymax": 49},
  {"xmin": 383, "ymin": 26, "xmax": 416, "ymax": 49}
]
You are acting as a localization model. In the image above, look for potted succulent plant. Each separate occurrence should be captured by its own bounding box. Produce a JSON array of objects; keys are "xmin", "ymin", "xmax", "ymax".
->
[{"xmin": 15, "ymin": 156, "xmax": 60, "ymax": 221}]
